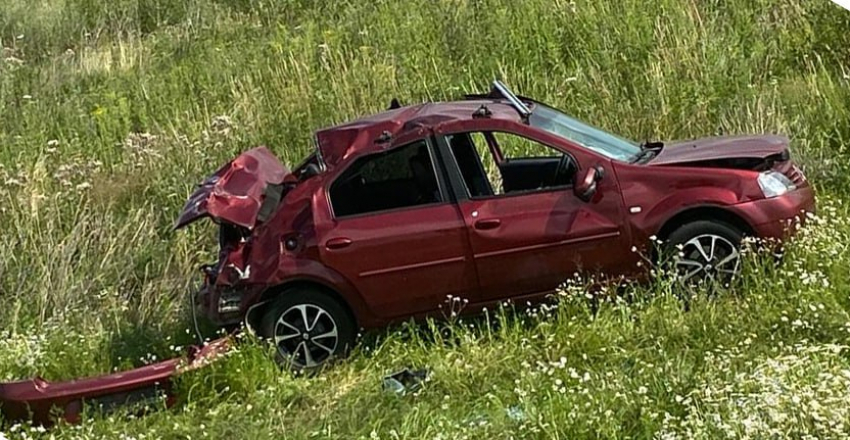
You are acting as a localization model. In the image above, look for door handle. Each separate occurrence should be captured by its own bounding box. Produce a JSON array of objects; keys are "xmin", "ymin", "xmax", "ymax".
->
[
  {"xmin": 474, "ymin": 219, "xmax": 501, "ymax": 230},
  {"xmin": 325, "ymin": 237, "xmax": 352, "ymax": 250}
]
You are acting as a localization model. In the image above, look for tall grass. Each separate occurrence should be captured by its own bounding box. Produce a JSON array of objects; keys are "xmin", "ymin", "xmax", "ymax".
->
[{"xmin": 1, "ymin": 0, "xmax": 850, "ymax": 438}]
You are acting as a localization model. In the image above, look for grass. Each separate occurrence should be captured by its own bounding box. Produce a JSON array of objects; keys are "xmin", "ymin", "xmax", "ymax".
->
[{"xmin": 1, "ymin": 0, "xmax": 850, "ymax": 437}]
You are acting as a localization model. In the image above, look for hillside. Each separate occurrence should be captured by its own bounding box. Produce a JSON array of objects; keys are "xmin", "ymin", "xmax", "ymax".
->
[{"xmin": 2, "ymin": 0, "xmax": 850, "ymax": 438}]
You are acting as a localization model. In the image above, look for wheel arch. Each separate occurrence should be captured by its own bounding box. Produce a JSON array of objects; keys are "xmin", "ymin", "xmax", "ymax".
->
[
  {"xmin": 656, "ymin": 205, "xmax": 755, "ymax": 242},
  {"xmin": 246, "ymin": 278, "xmax": 362, "ymax": 335}
]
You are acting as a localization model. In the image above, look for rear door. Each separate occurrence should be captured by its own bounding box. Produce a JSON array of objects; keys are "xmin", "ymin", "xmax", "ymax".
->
[
  {"xmin": 316, "ymin": 138, "xmax": 478, "ymax": 318},
  {"xmin": 438, "ymin": 126, "xmax": 632, "ymax": 300}
]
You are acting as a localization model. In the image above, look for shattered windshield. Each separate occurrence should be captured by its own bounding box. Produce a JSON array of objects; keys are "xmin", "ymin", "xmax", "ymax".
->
[{"xmin": 529, "ymin": 104, "xmax": 641, "ymax": 162}]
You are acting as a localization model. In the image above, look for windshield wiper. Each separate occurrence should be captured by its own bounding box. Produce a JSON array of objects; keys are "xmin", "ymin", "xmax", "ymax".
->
[
  {"xmin": 631, "ymin": 149, "xmax": 655, "ymax": 163},
  {"xmin": 631, "ymin": 141, "xmax": 664, "ymax": 164},
  {"xmin": 640, "ymin": 140, "xmax": 664, "ymax": 150}
]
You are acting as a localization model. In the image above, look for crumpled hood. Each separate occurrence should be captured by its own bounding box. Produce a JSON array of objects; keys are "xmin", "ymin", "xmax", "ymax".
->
[
  {"xmin": 174, "ymin": 147, "xmax": 291, "ymax": 230},
  {"xmin": 650, "ymin": 135, "xmax": 789, "ymax": 166}
]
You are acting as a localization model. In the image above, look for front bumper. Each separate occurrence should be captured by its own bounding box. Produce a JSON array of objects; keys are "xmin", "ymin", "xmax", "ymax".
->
[
  {"xmin": 0, "ymin": 338, "xmax": 230, "ymax": 426},
  {"xmin": 731, "ymin": 185, "xmax": 816, "ymax": 239}
]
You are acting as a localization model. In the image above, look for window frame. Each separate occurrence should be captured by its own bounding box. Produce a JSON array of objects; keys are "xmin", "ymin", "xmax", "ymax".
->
[
  {"xmin": 326, "ymin": 137, "xmax": 451, "ymax": 220},
  {"xmin": 438, "ymin": 129, "xmax": 580, "ymax": 201},
  {"xmin": 486, "ymin": 131, "xmax": 565, "ymax": 163}
]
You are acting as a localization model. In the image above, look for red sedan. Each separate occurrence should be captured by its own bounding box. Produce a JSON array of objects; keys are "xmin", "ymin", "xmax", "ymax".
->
[{"xmin": 176, "ymin": 81, "xmax": 815, "ymax": 369}]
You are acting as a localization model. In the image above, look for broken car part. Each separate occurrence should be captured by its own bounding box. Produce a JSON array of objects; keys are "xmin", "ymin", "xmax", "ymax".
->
[
  {"xmin": 382, "ymin": 368, "xmax": 429, "ymax": 395},
  {"xmin": 0, "ymin": 338, "xmax": 230, "ymax": 426}
]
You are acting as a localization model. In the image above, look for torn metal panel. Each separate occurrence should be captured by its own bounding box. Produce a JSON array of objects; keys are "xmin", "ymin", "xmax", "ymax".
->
[
  {"xmin": 174, "ymin": 147, "xmax": 292, "ymax": 230},
  {"xmin": 0, "ymin": 338, "xmax": 230, "ymax": 426}
]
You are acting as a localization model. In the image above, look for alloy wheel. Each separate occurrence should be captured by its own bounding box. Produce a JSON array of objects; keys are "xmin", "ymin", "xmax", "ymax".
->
[
  {"xmin": 273, "ymin": 304, "xmax": 339, "ymax": 368},
  {"xmin": 674, "ymin": 233, "xmax": 741, "ymax": 284}
]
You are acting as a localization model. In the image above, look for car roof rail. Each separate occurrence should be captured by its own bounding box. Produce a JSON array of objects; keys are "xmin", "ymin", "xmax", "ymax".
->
[
  {"xmin": 492, "ymin": 80, "xmax": 531, "ymax": 121},
  {"xmin": 464, "ymin": 80, "xmax": 532, "ymax": 123}
]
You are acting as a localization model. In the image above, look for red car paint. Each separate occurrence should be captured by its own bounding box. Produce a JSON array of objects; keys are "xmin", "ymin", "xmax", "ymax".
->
[
  {"xmin": 174, "ymin": 147, "xmax": 293, "ymax": 230},
  {"xmin": 0, "ymin": 338, "xmax": 230, "ymax": 426},
  {"xmin": 176, "ymin": 91, "xmax": 814, "ymax": 332},
  {"xmin": 649, "ymin": 135, "xmax": 790, "ymax": 166}
]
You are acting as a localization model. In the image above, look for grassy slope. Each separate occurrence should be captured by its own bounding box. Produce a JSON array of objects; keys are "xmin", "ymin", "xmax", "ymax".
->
[{"xmin": 1, "ymin": 0, "xmax": 850, "ymax": 438}]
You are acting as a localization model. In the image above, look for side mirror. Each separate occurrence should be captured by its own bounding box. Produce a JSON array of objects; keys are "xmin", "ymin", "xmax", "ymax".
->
[{"xmin": 574, "ymin": 166, "xmax": 604, "ymax": 202}]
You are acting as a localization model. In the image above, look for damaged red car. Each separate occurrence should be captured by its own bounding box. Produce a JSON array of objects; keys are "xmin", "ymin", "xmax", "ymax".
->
[{"xmin": 176, "ymin": 81, "xmax": 815, "ymax": 369}]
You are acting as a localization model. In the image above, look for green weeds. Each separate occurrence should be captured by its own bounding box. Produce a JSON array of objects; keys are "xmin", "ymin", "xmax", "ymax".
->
[{"xmin": 1, "ymin": 0, "xmax": 850, "ymax": 438}]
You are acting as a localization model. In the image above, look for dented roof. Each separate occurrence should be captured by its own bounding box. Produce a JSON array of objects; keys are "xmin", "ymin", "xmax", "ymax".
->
[{"xmin": 314, "ymin": 100, "xmax": 524, "ymax": 168}]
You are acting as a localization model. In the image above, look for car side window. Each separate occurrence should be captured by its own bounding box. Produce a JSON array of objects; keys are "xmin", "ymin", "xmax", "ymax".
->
[
  {"xmin": 493, "ymin": 131, "xmax": 559, "ymax": 159},
  {"xmin": 447, "ymin": 132, "xmax": 503, "ymax": 197},
  {"xmin": 447, "ymin": 131, "xmax": 576, "ymax": 198},
  {"xmin": 330, "ymin": 140, "xmax": 442, "ymax": 217}
]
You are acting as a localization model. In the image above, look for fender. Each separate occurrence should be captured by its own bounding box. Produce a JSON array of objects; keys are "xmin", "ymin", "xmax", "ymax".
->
[
  {"xmin": 633, "ymin": 186, "xmax": 745, "ymax": 243},
  {"xmin": 646, "ymin": 187, "xmax": 740, "ymax": 225}
]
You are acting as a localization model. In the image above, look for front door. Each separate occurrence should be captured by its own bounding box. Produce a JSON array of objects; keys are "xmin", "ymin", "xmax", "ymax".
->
[
  {"xmin": 441, "ymin": 129, "xmax": 631, "ymax": 300},
  {"xmin": 318, "ymin": 139, "xmax": 477, "ymax": 318}
]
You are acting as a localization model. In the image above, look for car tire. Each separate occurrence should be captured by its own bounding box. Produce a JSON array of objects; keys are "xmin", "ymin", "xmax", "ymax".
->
[
  {"xmin": 260, "ymin": 287, "xmax": 356, "ymax": 371},
  {"xmin": 665, "ymin": 220, "xmax": 744, "ymax": 284}
]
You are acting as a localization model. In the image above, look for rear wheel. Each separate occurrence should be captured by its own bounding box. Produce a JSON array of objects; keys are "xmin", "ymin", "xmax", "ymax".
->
[
  {"xmin": 260, "ymin": 287, "xmax": 356, "ymax": 371},
  {"xmin": 665, "ymin": 220, "xmax": 744, "ymax": 285}
]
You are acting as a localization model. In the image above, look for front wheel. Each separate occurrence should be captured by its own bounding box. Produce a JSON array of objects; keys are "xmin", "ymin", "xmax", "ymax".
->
[
  {"xmin": 665, "ymin": 220, "xmax": 744, "ymax": 285},
  {"xmin": 260, "ymin": 288, "xmax": 356, "ymax": 371}
]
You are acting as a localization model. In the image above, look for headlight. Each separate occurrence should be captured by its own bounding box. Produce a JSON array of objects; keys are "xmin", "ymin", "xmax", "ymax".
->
[{"xmin": 757, "ymin": 170, "xmax": 796, "ymax": 198}]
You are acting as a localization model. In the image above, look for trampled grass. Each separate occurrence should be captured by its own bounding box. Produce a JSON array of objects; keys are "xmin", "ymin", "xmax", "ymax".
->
[{"xmin": 1, "ymin": 0, "xmax": 850, "ymax": 438}]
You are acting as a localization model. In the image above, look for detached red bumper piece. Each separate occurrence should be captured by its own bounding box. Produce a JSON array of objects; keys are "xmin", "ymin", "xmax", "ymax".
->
[{"xmin": 0, "ymin": 338, "xmax": 230, "ymax": 426}]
